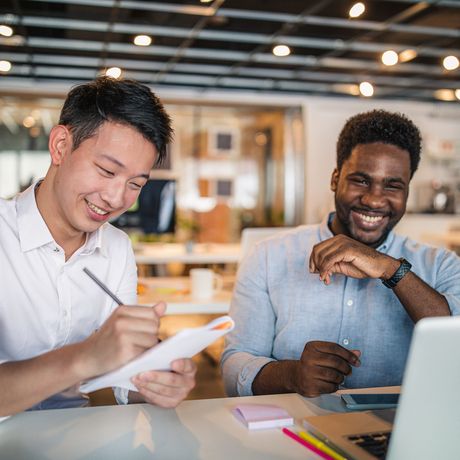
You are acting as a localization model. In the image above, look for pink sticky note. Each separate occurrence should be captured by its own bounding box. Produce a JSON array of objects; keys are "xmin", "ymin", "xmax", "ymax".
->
[{"xmin": 232, "ymin": 404, "xmax": 294, "ymax": 430}]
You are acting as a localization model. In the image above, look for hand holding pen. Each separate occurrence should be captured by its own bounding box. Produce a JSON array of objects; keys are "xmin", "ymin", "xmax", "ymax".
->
[
  {"xmin": 81, "ymin": 268, "xmax": 196, "ymax": 408},
  {"xmin": 81, "ymin": 267, "xmax": 165, "ymax": 377}
]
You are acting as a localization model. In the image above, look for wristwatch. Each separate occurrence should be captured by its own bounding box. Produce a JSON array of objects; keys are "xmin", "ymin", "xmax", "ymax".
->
[{"xmin": 382, "ymin": 258, "xmax": 412, "ymax": 289}]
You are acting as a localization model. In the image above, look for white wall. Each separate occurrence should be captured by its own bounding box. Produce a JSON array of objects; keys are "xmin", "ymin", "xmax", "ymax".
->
[{"xmin": 301, "ymin": 97, "xmax": 460, "ymax": 224}]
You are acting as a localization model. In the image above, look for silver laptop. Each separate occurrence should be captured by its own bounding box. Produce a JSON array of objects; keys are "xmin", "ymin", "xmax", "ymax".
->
[{"xmin": 305, "ymin": 315, "xmax": 460, "ymax": 460}]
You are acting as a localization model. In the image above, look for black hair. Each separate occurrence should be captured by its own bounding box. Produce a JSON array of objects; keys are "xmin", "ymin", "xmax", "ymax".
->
[
  {"xmin": 336, "ymin": 109, "xmax": 421, "ymax": 177},
  {"xmin": 58, "ymin": 76, "xmax": 172, "ymax": 166}
]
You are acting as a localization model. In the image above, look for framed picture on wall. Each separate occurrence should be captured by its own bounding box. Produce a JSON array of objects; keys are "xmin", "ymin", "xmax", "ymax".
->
[{"xmin": 208, "ymin": 126, "xmax": 240, "ymax": 157}]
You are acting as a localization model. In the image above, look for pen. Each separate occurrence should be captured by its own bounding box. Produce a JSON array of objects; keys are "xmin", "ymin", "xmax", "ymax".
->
[
  {"xmin": 83, "ymin": 267, "xmax": 123, "ymax": 305},
  {"xmin": 299, "ymin": 431, "xmax": 347, "ymax": 460},
  {"xmin": 282, "ymin": 427, "xmax": 334, "ymax": 460}
]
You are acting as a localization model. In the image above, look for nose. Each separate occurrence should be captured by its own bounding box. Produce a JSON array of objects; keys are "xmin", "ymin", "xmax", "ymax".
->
[
  {"xmin": 361, "ymin": 184, "xmax": 387, "ymax": 209},
  {"xmin": 100, "ymin": 180, "xmax": 126, "ymax": 210}
]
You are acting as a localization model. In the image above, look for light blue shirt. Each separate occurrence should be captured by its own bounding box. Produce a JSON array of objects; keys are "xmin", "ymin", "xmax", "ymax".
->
[{"xmin": 222, "ymin": 214, "xmax": 460, "ymax": 396}]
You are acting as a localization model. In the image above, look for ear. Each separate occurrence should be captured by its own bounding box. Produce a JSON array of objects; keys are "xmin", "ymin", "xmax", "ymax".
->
[
  {"xmin": 330, "ymin": 168, "xmax": 339, "ymax": 192},
  {"xmin": 48, "ymin": 125, "xmax": 72, "ymax": 166}
]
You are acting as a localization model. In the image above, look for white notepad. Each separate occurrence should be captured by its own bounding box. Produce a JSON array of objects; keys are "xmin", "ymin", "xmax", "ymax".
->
[{"xmin": 80, "ymin": 315, "xmax": 234, "ymax": 393}]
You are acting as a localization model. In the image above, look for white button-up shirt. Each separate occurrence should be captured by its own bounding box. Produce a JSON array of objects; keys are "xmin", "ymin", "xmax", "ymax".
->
[{"xmin": 0, "ymin": 183, "xmax": 137, "ymax": 409}]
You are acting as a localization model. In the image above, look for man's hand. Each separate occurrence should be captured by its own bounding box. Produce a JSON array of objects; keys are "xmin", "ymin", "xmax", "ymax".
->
[
  {"xmin": 80, "ymin": 302, "xmax": 166, "ymax": 378},
  {"xmin": 309, "ymin": 235, "xmax": 400, "ymax": 284},
  {"xmin": 291, "ymin": 341, "xmax": 361, "ymax": 397},
  {"xmin": 130, "ymin": 358, "xmax": 197, "ymax": 408}
]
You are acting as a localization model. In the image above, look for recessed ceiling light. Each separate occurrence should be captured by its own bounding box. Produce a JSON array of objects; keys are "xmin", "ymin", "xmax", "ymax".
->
[
  {"xmin": 200, "ymin": 0, "xmax": 213, "ymax": 3},
  {"xmin": 0, "ymin": 60, "xmax": 12, "ymax": 72},
  {"xmin": 0, "ymin": 25, "xmax": 13, "ymax": 37},
  {"xmin": 382, "ymin": 50, "xmax": 398, "ymax": 66},
  {"xmin": 359, "ymin": 81, "xmax": 374, "ymax": 97},
  {"xmin": 443, "ymin": 55, "xmax": 459, "ymax": 71},
  {"xmin": 272, "ymin": 45, "xmax": 291, "ymax": 57},
  {"xmin": 434, "ymin": 89, "xmax": 456, "ymax": 101},
  {"xmin": 455, "ymin": 89, "xmax": 460, "ymax": 101},
  {"xmin": 349, "ymin": 2, "xmax": 365, "ymax": 18},
  {"xmin": 23, "ymin": 115, "xmax": 35, "ymax": 128},
  {"xmin": 134, "ymin": 35, "xmax": 152, "ymax": 46},
  {"xmin": 105, "ymin": 67, "xmax": 122, "ymax": 79},
  {"xmin": 399, "ymin": 49, "xmax": 417, "ymax": 63}
]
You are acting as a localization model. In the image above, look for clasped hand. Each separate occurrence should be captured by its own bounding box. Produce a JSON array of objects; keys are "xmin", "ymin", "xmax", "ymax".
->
[
  {"xmin": 309, "ymin": 234, "xmax": 399, "ymax": 284},
  {"xmin": 292, "ymin": 341, "xmax": 361, "ymax": 397}
]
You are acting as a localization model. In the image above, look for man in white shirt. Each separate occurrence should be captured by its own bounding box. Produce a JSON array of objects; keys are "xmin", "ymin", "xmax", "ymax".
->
[{"xmin": 0, "ymin": 77, "xmax": 196, "ymax": 416}]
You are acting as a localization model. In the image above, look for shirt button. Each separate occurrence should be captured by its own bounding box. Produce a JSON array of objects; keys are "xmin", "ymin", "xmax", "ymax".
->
[
  {"xmin": 54, "ymin": 247, "xmax": 60, "ymax": 253},
  {"xmin": 347, "ymin": 299, "xmax": 353, "ymax": 306},
  {"xmin": 342, "ymin": 338, "xmax": 349, "ymax": 346}
]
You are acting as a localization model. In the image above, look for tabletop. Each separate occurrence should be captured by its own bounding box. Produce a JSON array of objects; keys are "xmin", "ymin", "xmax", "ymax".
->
[
  {"xmin": 0, "ymin": 393, "xmax": 335, "ymax": 460},
  {"xmin": 134, "ymin": 242, "xmax": 241, "ymax": 265},
  {"xmin": 0, "ymin": 387, "xmax": 400, "ymax": 459},
  {"xmin": 137, "ymin": 276, "xmax": 234, "ymax": 314}
]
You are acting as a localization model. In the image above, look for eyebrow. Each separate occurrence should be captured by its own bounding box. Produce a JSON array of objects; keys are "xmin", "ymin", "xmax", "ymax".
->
[{"xmin": 99, "ymin": 154, "xmax": 150, "ymax": 180}]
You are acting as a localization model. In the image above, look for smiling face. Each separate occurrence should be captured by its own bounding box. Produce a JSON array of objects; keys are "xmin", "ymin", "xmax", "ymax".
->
[
  {"xmin": 46, "ymin": 121, "xmax": 157, "ymax": 240},
  {"xmin": 330, "ymin": 142, "xmax": 411, "ymax": 247}
]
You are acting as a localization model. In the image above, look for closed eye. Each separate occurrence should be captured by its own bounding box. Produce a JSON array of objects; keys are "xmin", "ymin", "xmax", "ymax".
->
[
  {"xmin": 351, "ymin": 178, "xmax": 369, "ymax": 186},
  {"xmin": 97, "ymin": 165, "xmax": 114, "ymax": 177}
]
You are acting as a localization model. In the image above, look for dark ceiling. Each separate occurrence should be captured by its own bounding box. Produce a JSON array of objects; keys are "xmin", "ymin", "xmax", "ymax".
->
[{"xmin": 0, "ymin": 0, "xmax": 460, "ymax": 101}]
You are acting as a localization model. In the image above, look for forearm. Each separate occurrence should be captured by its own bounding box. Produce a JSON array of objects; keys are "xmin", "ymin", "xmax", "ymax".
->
[
  {"xmin": 0, "ymin": 342, "xmax": 90, "ymax": 416},
  {"xmin": 393, "ymin": 272, "xmax": 451, "ymax": 322},
  {"xmin": 251, "ymin": 360, "xmax": 298, "ymax": 395}
]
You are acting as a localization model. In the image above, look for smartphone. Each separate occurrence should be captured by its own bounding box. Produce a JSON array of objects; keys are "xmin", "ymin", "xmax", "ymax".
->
[{"xmin": 341, "ymin": 393, "xmax": 399, "ymax": 410}]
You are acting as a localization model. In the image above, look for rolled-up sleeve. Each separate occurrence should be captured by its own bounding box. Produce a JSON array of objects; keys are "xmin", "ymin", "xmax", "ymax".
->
[
  {"xmin": 221, "ymin": 242, "xmax": 277, "ymax": 396},
  {"xmin": 435, "ymin": 250, "xmax": 460, "ymax": 316}
]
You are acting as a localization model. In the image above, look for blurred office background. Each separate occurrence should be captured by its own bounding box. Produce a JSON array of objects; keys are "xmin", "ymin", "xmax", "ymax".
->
[{"xmin": 1, "ymin": 0, "xmax": 460, "ymax": 244}]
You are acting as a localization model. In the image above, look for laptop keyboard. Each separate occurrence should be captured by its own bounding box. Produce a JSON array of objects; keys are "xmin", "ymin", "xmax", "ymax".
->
[{"xmin": 347, "ymin": 431, "xmax": 391, "ymax": 459}]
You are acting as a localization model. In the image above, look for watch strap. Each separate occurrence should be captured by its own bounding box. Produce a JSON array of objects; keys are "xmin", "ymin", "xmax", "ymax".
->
[{"xmin": 382, "ymin": 258, "xmax": 412, "ymax": 289}]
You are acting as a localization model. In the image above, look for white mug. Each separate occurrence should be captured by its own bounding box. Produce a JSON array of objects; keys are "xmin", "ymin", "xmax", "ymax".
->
[{"xmin": 190, "ymin": 268, "xmax": 223, "ymax": 300}]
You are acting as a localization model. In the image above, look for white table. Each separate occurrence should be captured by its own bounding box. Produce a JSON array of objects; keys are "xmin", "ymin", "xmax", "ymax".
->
[
  {"xmin": 0, "ymin": 388, "xmax": 401, "ymax": 459},
  {"xmin": 137, "ymin": 276, "xmax": 233, "ymax": 314},
  {"xmin": 0, "ymin": 393, "xmax": 338, "ymax": 460},
  {"xmin": 134, "ymin": 243, "xmax": 241, "ymax": 265}
]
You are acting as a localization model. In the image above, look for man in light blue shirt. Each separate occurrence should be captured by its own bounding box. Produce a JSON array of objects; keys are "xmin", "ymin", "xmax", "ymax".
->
[{"xmin": 222, "ymin": 110, "xmax": 460, "ymax": 397}]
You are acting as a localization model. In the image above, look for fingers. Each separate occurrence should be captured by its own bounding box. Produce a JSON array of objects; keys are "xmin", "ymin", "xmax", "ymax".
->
[
  {"xmin": 131, "ymin": 359, "xmax": 196, "ymax": 408},
  {"xmin": 295, "ymin": 341, "xmax": 362, "ymax": 397},
  {"xmin": 307, "ymin": 341, "xmax": 361, "ymax": 367},
  {"xmin": 152, "ymin": 301, "xmax": 167, "ymax": 318}
]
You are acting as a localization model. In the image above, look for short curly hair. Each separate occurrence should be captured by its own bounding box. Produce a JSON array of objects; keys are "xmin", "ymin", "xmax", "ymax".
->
[{"xmin": 336, "ymin": 109, "xmax": 421, "ymax": 177}]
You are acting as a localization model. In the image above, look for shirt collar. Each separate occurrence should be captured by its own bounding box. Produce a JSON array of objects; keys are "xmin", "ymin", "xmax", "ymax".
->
[
  {"xmin": 16, "ymin": 181, "xmax": 55, "ymax": 252},
  {"xmin": 319, "ymin": 211, "xmax": 395, "ymax": 252},
  {"xmin": 16, "ymin": 180, "xmax": 107, "ymax": 257}
]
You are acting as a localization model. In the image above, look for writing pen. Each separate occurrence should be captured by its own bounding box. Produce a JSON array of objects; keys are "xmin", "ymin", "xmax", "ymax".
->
[
  {"xmin": 299, "ymin": 430, "xmax": 347, "ymax": 460},
  {"xmin": 282, "ymin": 428, "xmax": 334, "ymax": 460},
  {"xmin": 83, "ymin": 267, "xmax": 123, "ymax": 305}
]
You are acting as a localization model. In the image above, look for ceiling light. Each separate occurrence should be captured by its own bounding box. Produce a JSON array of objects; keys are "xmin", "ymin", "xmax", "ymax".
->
[
  {"xmin": 105, "ymin": 67, "xmax": 122, "ymax": 79},
  {"xmin": 399, "ymin": 49, "xmax": 417, "ymax": 63},
  {"xmin": 0, "ymin": 60, "xmax": 11, "ymax": 72},
  {"xmin": 455, "ymin": 89, "xmax": 460, "ymax": 101},
  {"xmin": 443, "ymin": 55, "xmax": 459, "ymax": 71},
  {"xmin": 434, "ymin": 89, "xmax": 456, "ymax": 101},
  {"xmin": 359, "ymin": 81, "xmax": 374, "ymax": 97},
  {"xmin": 23, "ymin": 116, "xmax": 36, "ymax": 128},
  {"xmin": 349, "ymin": 2, "xmax": 365, "ymax": 18},
  {"xmin": 200, "ymin": 0, "xmax": 213, "ymax": 2},
  {"xmin": 381, "ymin": 50, "xmax": 398, "ymax": 66},
  {"xmin": 272, "ymin": 45, "xmax": 291, "ymax": 57},
  {"xmin": 134, "ymin": 35, "xmax": 152, "ymax": 47},
  {"xmin": 0, "ymin": 25, "xmax": 13, "ymax": 37}
]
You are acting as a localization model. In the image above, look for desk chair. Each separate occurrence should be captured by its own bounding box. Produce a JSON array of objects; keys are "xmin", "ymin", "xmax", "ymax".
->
[{"xmin": 240, "ymin": 227, "xmax": 292, "ymax": 263}]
